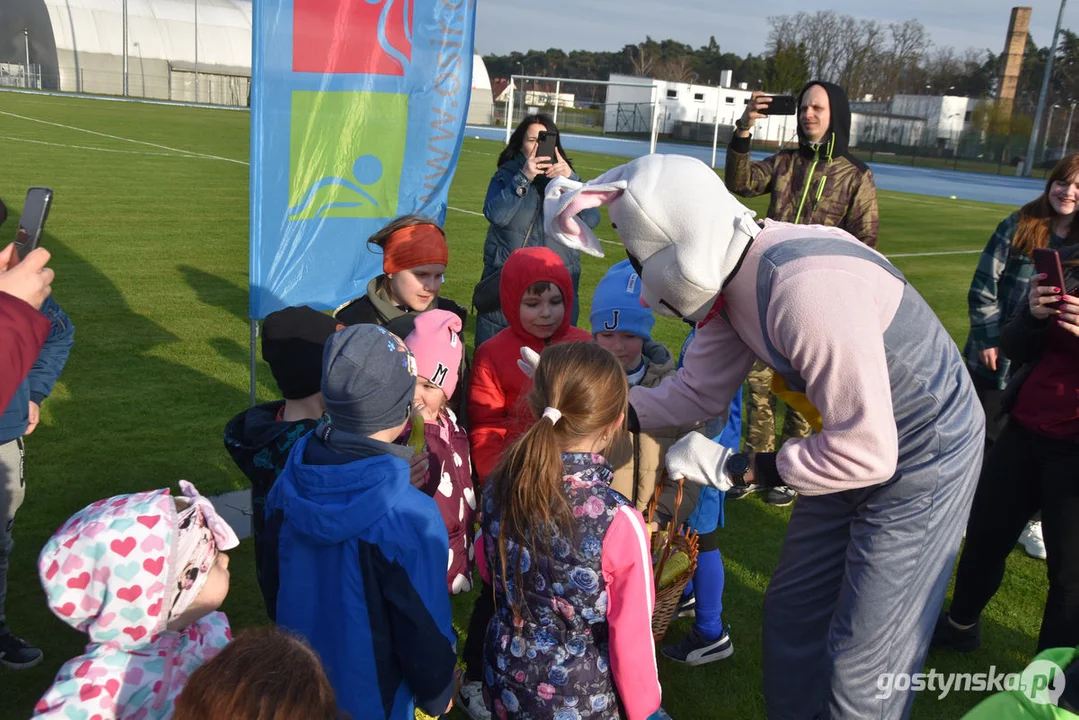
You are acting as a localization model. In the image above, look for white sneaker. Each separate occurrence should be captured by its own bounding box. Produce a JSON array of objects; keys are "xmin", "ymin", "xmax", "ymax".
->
[
  {"xmin": 1020, "ymin": 521, "xmax": 1047, "ymax": 560},
  {"xmin": 457, "ymin": 680, "xmax": 491, "ymax": 720}
]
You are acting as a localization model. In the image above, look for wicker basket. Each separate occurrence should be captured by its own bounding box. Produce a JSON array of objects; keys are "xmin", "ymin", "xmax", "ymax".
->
[{"xmin": 646, "ymin": 474, "xmax": 700, "ymax": 643}]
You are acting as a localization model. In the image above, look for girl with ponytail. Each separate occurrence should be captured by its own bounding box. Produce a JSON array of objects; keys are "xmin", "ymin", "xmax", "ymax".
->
[{"xmin": 478, "ymin": 342, "xmax": 667, "ymax": 720}]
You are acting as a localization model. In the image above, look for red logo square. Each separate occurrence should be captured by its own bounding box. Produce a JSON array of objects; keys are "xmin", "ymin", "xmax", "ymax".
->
[{"xmin": 293, "ymin": 0, "xmax": 412, "ymax": 75}]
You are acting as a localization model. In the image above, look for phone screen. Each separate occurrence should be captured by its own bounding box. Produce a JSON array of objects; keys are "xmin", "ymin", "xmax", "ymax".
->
[
  {"xmin": 15, "ymin": 187, "xmax": 53, "ymax": 261},
  {"xmin": 1033, "ymin": 248, "xmax": 1067, "ymax": 309}
]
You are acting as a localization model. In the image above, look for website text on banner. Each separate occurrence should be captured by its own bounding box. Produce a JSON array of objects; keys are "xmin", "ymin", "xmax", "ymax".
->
[{"xmin": 250, "ymin": 0, "xmax": 477, "ymax": 318}]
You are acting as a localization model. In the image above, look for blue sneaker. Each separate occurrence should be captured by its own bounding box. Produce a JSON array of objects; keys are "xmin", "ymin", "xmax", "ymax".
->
[
  {"xmin": 662, "ymin": 625, "xmax": 734, "ymax": 666},
  {"xmin": 0, "ymin": 629, "xmax": 43, "ymax": 670}
]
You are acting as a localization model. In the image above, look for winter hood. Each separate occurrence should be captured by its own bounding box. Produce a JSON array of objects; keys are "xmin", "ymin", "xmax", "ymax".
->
[
  {"xmin": 270, "ymin": 432, "xmax": 413, "ymax": 545},
  {"xmin": 544, "ymin": 154, "xmax": 761, "ymax": 322},
  {"xmin": 797, "ymin": 81, "xmax": 852, "ymax": 159},
  {"xmin": 34, "ymin": 483, "xmax": 237, "ymax": 719},
  {"xmin": 499, "ymin": 247, "xmax": 578, "ymax": 341}
]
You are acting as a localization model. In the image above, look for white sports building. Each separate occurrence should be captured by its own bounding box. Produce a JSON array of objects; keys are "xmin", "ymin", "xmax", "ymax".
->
[{"xmin": 0, "ymin": 0, "xmax": 493, "ymax": 117}]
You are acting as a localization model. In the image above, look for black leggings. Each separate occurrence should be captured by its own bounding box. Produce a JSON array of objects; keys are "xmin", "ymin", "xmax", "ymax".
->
[
  {"xmin": 949, "ymin": 420, "xmax": 1079, "ymax": 651},
  {"xmin": 463, "ymin": 582, "xmax": 496, "ymax": 682}
]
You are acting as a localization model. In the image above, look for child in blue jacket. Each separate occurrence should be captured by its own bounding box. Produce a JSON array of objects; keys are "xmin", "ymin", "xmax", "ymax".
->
[{"xmin": 263, "ymin": 324, "xmax": 457, "ymax": 720}]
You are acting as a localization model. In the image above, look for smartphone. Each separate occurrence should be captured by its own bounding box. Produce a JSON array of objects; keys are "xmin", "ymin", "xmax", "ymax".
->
[
  {"xmin": 1033, "ymin": 248, "xmax": 1067, "ymax": 309},
  {"xmin": 535, "ymin": 130, "xmax": 558, "ymax": 162},
  {"xmin": 761, "ymin": 95, "xmax": 798, "ymax": 116},
  {"xmin": 14, "ymin": 187, "xmax": 54, "ymax": 261}
]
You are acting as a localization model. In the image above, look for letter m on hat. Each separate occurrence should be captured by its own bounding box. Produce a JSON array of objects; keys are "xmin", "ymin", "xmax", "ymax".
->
[
  {"xmin": 293, "ymin": 0, "xmax": 412, "ymax": 75},
  {"xmin": 432, "ymin": 362, "xmax": 450, "ymax": 388}
]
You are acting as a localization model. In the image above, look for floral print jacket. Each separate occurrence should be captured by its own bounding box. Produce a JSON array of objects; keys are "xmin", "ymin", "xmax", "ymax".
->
[{"xmin": 480, "ymin": 453, "xmax": 660, "ymax": 720}]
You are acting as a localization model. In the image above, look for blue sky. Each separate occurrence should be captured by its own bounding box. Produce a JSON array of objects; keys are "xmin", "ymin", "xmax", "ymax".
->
[{"xmin": 475, "ymin": 0, "xmax": 1078, "ymax": 61}]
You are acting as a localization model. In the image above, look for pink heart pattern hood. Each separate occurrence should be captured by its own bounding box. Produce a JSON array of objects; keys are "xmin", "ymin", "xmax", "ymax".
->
[{"xmin": 32, "ymin": 487, "xmax": 232, "ymax": 719}]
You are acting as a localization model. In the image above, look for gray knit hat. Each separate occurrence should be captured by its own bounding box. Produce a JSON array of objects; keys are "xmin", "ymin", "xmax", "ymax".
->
[{"xmin": 321, "ymin": 324, "xmax": 417, "ymax": 435}]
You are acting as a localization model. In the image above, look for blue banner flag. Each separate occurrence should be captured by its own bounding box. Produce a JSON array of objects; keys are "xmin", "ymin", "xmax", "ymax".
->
[{"xmin": 249, "ymin": 0, "xmax": 477, "ymax": 318}]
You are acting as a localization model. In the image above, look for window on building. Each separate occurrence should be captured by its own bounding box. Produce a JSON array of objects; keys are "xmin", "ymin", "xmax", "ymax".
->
[
  {"xmin": 694, "ymin": 92, "xmax": 705, "ymax": 101},
  {"xmin": 964, "ymin": 110, "xmax": 972, "ymax": 122},
  {"xmin": 726, "ymin": 96, "xmax": 735, "ymax": 104},
  {"xmin": 667, "ymin": 89, "xmax": 678, "ymax": 99}
]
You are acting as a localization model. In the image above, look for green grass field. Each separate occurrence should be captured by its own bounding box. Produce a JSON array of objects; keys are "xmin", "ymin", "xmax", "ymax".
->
[{"xmin": 0, "ymin": 91, "xmax": 1050, "ymax": 719}]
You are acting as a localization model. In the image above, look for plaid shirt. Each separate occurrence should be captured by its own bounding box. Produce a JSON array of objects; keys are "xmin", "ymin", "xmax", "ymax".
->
[{"xmin": 963, "ymin": 212, "xmax": 1066, "ymax": 389}]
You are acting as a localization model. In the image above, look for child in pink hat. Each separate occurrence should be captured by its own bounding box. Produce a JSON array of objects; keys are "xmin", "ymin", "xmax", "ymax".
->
[{"xmin": 398, "ymin": 310, "xmax": 477, "ymax": 594}]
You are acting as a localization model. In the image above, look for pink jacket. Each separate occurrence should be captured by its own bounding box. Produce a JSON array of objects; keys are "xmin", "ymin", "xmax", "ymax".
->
[
  {"xmin": 631, "ymin": 220, "xmax": 904, "ymax": 495},
  {"xmin": 33, "ymin": 489, "xmax": 231, "ymax": 720}
]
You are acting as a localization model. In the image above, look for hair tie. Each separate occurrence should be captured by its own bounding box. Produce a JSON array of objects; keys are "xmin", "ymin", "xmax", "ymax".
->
[{"xmin": 542, "ymin": 407, "xmax": 562, "ymax": 425}]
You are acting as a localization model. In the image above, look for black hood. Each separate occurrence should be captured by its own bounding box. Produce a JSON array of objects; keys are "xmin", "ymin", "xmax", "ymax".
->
[{"xmin": 796, "ymin": 81, "xmax": 852, "ymax": 159}]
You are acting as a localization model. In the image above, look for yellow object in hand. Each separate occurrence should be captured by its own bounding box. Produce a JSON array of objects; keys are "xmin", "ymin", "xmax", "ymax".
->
[
  {"xmin": 658, "ymin": 551, "xmax": 691, "ymax": 589},
  {"xmin": 407, "ymin": 412, "xmax": 426, "ymax": 455}
]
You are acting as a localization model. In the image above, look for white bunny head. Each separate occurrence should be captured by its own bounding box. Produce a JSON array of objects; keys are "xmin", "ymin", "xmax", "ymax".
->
[{"xmin": 544, "ymin": 154, "xmax": 760, "ymax": 322}]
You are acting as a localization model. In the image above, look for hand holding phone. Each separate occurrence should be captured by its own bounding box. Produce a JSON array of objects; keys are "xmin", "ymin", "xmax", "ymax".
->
[
  {"xmin": 14, "ymin": 187, "xmax": 54, "ymax": 262},
  {"xmin": 0, "ymin": 244, "xmax": 54, "ymax": 310}
]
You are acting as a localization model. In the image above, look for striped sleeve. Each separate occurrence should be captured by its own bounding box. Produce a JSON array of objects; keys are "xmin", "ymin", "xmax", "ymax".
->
[
  {"xmin": 968, "ymin": 214, "xmax": 1019, "ymax": 350},
  {"xmin": 601, "ymin": 505, "xmax": 661, "ymax": 720}
]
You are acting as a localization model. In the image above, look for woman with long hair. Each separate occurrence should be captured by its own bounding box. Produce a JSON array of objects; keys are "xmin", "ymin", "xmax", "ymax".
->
[
  {"xmin": 479, "ymin": 342, "xmax": 665, "ymax": 720},
  {"xmin": 474, "ymin": 114, "xmax": 601, "ymax": 347},
  {"xmin": 936, "ymin": 158, "xmax": 1079, "ymax": 653},
  {"xmin": 962, "ymin": 153, "xmax": 1079, "ymax": 558}
]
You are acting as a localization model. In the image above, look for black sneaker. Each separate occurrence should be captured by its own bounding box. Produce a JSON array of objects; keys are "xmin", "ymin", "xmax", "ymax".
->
[
  {"xmin": 930, "ymin": 612, "xmax": 981, "ymax": 653},
  {"xmin": 765, "ymin": 485, "xmax": 797, "ymax": 507},
  {"xmin": 662, "ymin": 625, "xmax": 734, "ymax": 666},
  {"xmin": 726, "ymin": 483, "xmax": 765, "ymax": 500},
  {"xmin": 0, "ymin": 630, "xmax": 43, "ymax": 670},
  {"xmin": 676, "ymin": 594, "xmax": 696, "ymax": 619}
]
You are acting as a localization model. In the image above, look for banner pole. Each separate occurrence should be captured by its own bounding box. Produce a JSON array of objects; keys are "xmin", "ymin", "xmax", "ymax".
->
[{"xmin": 249, "ymin": 319, "xmax": 257, "ymax": 407}]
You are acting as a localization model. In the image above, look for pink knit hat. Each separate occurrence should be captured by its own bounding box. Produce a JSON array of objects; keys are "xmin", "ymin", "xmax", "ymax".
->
[{"xmin": 404, "ymin": 310, "xmax": 464, "ymax": 401}]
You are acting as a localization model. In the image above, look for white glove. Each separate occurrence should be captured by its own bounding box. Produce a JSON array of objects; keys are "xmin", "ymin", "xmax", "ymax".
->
[
  {"xmin": 665, "ymin": 433, "xmax": 735, "ymax": 492},
  {"xmin": 517, "ymin": 346, "xmax": 540, "ymax": 378}
]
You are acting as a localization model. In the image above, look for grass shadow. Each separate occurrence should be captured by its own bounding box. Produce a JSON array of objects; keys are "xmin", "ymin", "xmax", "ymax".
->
[{"xmin": 179, "ymin": 264, "xmax": 249, "ymax": 324}]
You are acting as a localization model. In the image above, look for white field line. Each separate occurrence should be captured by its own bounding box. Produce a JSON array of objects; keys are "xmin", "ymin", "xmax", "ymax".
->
[{"xmin": 0, "ymin": 113, "xmax": 981, "ymax": 258}]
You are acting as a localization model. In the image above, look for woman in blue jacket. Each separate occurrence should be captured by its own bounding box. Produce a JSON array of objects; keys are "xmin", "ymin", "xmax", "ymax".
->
[{"xmin": 474, "ymin": 114, "xmax": 601, "ymax": 347}]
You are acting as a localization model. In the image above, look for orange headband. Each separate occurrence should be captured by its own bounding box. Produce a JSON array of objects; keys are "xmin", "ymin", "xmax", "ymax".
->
[{"xmin": 382, "ymin": 225, "xmax": 449, "ymax": 274}]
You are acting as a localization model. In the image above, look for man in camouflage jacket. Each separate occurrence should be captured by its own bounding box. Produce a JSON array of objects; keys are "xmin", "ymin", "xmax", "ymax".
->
[{"xmin": 724, "ymin": 81, "xmax": 879, "ymax": 507}]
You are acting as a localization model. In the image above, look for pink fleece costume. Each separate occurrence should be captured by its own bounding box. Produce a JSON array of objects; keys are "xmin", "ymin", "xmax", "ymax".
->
[
  {"xmin": 543, "ymin": 154, "xmax": 985, "ymax": 720},
  {"xmin": 33, "ymin": 484, "xmax": 235, "ymax": 720}
]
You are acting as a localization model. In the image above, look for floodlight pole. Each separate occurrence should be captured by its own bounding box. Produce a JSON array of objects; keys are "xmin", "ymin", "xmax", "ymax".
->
[
  {"xmin": 505, "ymin": 76, "xmax": 514, "ymax": 144},
  {"xmin": 1064, "ymin": 102, "xmax": 1077, "ymax": 156},
  {"xmin": 195, "ymin": 0, "xmax": 200, "ymax": 103},
  {"xmin": 1024, "ymin": 0, "xmax": 1067, "ymax": 175},
  {"xmin": 23, "ymin": 29, "xmax": 30, "ymax": 88},
  {"xmin": 122, "ymin": 0, "xmax": 128, "ymax": 95},
  {"xmin": 553, "ymin": 80, "xmax": 560, "ymax": 124},
  {"xmin": 710, "ymin": 89, "xmax": 722, "ymax": 168}
]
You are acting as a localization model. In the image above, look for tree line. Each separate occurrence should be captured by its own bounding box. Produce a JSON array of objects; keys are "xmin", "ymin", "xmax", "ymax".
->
[{"xmin": 482, "ymin": 12, "xmax": 1078, "ymax": 117}]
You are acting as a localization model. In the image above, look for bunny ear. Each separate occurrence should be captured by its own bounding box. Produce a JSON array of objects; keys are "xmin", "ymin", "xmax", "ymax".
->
[{"xmin": 544, "ymin": 176, "xmax": 627, "ymax": 258}]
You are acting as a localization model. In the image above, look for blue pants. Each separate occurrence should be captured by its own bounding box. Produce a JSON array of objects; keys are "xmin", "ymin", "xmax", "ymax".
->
[{"xmin": 762, "ymin": 428, "xmax": 983, "ymax": 719}]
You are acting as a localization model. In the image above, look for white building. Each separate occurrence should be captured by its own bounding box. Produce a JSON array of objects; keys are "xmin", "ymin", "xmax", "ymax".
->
[
  {"xmin": 1, "ymin": 0, "xmax": 494, "ymax": 111},
  {"xmin": 886, "ymin": 95, "xmax": 978, "ymax": 149},
  {"xmin": 468, "ymin": 53, "xmax": 493, "ymax": 125},
  {"xmin": 495, "ymin": 83, "xmax": 575, "ymax": 111},
  {"xmin": 1, "ymin": 0, "xmax": 253, "ymax": 104},
  {"xmin": 603, "ymin": 73, "xmax": 797, "ymax": 145}
]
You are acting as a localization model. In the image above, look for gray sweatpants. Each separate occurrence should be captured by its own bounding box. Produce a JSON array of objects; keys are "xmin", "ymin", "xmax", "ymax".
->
[
  {"xmin": 0, "ymin": 438, "xmax": 25, "ymax": 630},
  {"xmin": 762, "ymin": 431, "xmax": 983, "ymax": 719}
]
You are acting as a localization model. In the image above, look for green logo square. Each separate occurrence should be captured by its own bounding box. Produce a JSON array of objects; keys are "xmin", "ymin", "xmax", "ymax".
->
[{"xmin": 287, "ymin": 90, "xmax": 407, "ymax": 221}]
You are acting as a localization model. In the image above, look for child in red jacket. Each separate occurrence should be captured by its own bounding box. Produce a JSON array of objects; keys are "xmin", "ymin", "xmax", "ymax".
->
[
  {"xmin": 458, "ymin": 247, "xmax": 591, "ymax": 719},
  {"xmin": 467, "ymin": 247, "xmax": 592, "ymax": 483}
]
